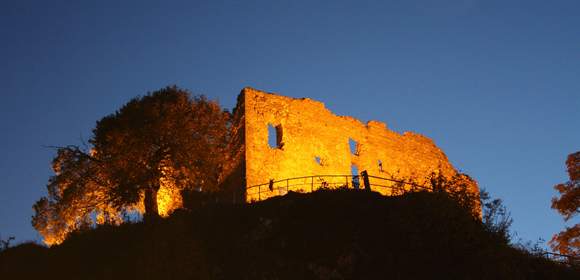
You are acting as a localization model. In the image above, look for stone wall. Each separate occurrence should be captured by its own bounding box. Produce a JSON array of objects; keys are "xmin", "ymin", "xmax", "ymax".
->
[{"xmin": 219, "ymin": 87, "xmax": 478, "ymax": 203}]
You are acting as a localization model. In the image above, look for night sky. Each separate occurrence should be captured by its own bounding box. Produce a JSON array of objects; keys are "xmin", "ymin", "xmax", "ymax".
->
[{"xmin": 1, "ymin": 1, "xmax": 579, "ymax": 247}]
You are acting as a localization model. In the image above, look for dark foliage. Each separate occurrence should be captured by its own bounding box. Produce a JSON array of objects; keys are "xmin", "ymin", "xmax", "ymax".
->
[
  {"xmin": 0, "ymin": 235, "xmax": 15, "ymax": 251},
  {"xmin": 551, "ymin": 151, "xmax": 580, "ymax": 255},
  {"xmin": 480, "ymin": 189, "xmax": 513, "ymax": 244},
  {"xmin": 3, "ymin": 190, "xmax": 579, "ymax": 279}
]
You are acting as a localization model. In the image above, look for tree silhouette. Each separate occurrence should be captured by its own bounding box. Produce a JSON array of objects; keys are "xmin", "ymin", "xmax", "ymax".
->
[
  {"xmin": 32, "ymin": 86, "xmax": 230, "ymax": 244},
  {"xmin": 550, "ymin": 151, "xmax": 580, "ymax": 256}
]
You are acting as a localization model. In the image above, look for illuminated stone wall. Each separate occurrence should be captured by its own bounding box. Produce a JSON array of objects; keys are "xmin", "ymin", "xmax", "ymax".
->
[{"xmin": 222, "ymin": 87, "xmax": 478, "ymax": 203}]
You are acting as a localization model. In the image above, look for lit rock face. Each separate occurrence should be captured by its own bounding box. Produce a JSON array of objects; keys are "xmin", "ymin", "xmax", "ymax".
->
[{"xmin": 221, "ymin": 87, "xmax": 478, "ymax": 203}]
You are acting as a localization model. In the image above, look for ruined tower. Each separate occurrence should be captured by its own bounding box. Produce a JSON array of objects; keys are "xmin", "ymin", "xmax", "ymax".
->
[{"xmin": 220, "ymin": 87, "xmax": 478, "ymax": 203}]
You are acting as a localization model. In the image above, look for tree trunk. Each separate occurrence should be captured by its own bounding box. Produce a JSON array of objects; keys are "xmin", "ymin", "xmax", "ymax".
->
[{"xmin": 144, "ymin": 186, "xmax": 160, "ymax": 222}]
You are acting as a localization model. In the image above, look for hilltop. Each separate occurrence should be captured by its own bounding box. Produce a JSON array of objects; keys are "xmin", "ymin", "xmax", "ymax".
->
[{"xmin": 2, "ymin": 189, "xmax": 578, "ymax": 279}]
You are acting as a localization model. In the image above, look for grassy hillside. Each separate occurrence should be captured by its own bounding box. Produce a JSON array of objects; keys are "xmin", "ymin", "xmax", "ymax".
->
[{"xmin": 2, "ymin": 189, "xmax": 578, "ymax": 279}]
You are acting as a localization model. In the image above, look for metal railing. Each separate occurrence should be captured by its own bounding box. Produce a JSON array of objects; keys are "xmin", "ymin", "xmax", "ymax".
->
[
  {"xmin": 542, "ymin": 252, "xmax": 580, "ymax": 267},
  {"xmin": 246, "ymin": 173, "xmax": 432, "ymax": 201}
]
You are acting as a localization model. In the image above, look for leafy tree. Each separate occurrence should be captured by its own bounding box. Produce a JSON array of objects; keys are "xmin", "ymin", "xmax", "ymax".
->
[
  {"xmin": 550, "ymin": 151, "xmax": 580, "ymax": 256},
  {"xmin": 32, "ymin": 146, "xmax": 121, "ymax": 245},
  {"xmin": 32, "ymin": 86, "xmax": 230, "ymax": 244},
  {"xmin": 91, "ymin": 86, "xmax": 229, "ymax": 220}
]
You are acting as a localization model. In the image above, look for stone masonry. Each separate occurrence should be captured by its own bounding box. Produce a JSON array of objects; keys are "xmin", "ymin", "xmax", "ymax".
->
[{"xmin": 219, "ymin": 87, "xmax": 478, "ymax": 203}]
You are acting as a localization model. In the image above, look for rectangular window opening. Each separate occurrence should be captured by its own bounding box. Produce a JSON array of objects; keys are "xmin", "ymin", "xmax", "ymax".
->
[
  {"xmin": 349, "ymin": 138, "xmax": 359, "ymax": 156},
  {"xmin": 268, "ymin": 124, "xmax": 283, "ymax": 149},
  {"xmin": 351, "ymin": 164, "xmax": 360, "ymax": 189}
]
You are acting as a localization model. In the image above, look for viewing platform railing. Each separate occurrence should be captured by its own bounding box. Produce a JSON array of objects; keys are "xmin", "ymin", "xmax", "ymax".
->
[
  {"xmin": 246, "ymin": 173, "xmax": 432, "ymax": 201},
  {"xmin": 542, "ymin": 252, "xmax": 580, "ymax": 267}
]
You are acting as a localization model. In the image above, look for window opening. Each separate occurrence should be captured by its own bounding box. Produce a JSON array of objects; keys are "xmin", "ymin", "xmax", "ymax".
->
[
  {"xmin": 268, "ymin": 124, "xmax": 283, "ymax": 149},
  {"xmin": 349, "ymin": 138, "xmax": 359, "ymax": 155},
  {"xmin": 351, "ymin": 164, "xmax": 360, "ymax": 189},
  {"xmin": 314, "ymin": 156, "xmax": 323, "ymax": 166}
]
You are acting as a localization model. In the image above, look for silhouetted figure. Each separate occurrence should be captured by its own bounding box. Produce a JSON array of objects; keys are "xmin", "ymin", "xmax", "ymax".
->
[{"xmin": 269, "ymin": 179, "xmax": 274, "ymax": 191}]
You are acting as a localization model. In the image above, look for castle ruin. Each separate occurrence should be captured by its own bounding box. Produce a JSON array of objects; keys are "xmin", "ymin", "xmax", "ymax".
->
[{"xmin": 220, "ymin": 88, "xmax": 478, "ymax": 202}]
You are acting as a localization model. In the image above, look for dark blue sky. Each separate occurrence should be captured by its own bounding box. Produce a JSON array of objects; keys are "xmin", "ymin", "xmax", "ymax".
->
[{"xmin": 1, "ymin": 1, "xmax": 578, "ymax": 246}]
